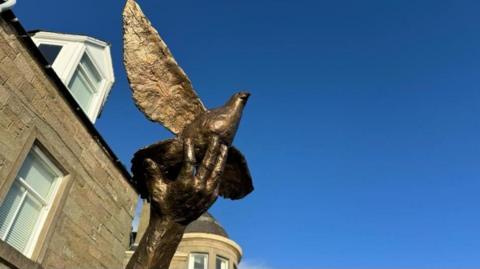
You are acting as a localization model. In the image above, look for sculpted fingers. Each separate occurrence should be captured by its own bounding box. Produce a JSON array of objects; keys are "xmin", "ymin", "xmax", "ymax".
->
[
  {"xmin": 195, "ymin": 135, "xmax": 221, "ymax": 185},
  {"xmin": 178, "ymin": 138, "xmax": 196, "ymax": 180},
  {"xmin": 144, "ymin": 158, "xmax": 163, "ymax": 181},
  {"xmin": 144, "ymin": 158, "xmax": 167, "ymax": 203},
  {"xmin": 206, "ymin": 145, "xmax": 228, "ymax": 193}
]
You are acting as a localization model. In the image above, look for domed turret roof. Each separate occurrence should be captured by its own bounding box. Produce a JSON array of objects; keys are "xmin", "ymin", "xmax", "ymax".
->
[{"xmin": 185, "ymin": 212, "xmax": 229, "ymax": 238}]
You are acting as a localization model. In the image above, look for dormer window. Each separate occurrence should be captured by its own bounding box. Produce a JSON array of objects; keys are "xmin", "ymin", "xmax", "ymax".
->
[
  {"xmin": 68, "ymin": 54, "xmax": 102, "ymax": 113},
  {"xmin": 31, "ymin": 31, "xmax": 115, "ymax": 123}
]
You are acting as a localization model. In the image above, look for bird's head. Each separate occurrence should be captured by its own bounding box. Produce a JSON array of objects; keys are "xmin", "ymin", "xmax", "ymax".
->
[{"xmin": 227, "ymin": 91, "xmax": 251, "ymax": 107}]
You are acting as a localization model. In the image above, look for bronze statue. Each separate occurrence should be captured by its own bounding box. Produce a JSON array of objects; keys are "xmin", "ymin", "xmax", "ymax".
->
[{"xmin": 122, "ymin": 0, "xmax": 253, "ymax": 267}]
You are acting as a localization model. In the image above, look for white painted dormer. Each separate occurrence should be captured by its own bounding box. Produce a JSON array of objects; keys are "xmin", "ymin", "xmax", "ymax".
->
[{"xmin": 31, "ymin": 31, "xmax": 115, "ymax": 123}]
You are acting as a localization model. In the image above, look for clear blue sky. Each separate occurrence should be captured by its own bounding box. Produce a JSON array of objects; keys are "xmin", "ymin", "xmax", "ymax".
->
[{"xmin": 13, "ymin": 0, "xmax": 480, "ymax": 268}]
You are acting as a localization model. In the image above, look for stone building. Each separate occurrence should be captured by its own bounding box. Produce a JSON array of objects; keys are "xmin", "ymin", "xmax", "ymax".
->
[
  {"xmin": 177, "ymin": 213, "xmax": 242, "ymax": 269},
  {"xmin": 1, "ymin": 6, "xmax": 243, "ymax": 269},
  {"xmin": 0, "ymin": 8, "xmax": 137, "ymax": 269}
]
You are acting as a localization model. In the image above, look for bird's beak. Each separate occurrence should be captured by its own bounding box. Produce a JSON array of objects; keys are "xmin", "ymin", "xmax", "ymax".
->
[{"xmin": 240, "ymin": 92, "xmax": 251, "ymax": 101}]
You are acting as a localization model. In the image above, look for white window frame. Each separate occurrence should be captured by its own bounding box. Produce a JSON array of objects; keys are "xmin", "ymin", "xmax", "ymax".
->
[
  {"xmin": 188, "ymin": 253, "xmax": 209, "ymax": 269},
  {"xmin": 31, "ymin": 32, "xmax": 114, "ymax": 123},
  {"xmin": 216, "ymin": 256, "xmax": 229, "ymax": 269},
  {"xmin": 35, "ymin": 38, "xmax": 79, "ymax": 80},
  {"xmin": 66, "ymin": 51, "xmax": 106, "ymax": 117},
  {"xmin": 0, "ymin": 146, "xmax": 63, "ymax": 257},
  {"xmin": 33, "ymin": 39, "xmax": 106, "ymax": 120}
]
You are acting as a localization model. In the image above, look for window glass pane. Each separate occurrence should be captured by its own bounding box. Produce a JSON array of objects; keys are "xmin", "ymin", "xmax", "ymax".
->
[
  {"xmin": 17, "ymin": 153, "xmax": 55, "ymax": 200},
  {"xmin": 0, "ymin": 147, "xmax": 62, "ymax": 256},
  {"xmin": 192, "ymin": 254, "xmax": 207, "ymax": 269},
  {"xmin": 0, "ymin": 183, "xmax": 24, "ymax": 239},
  {"xmin": 216, "ymin": 257, "xmax": 228, "ymax": 269},
  {"xmin": 80, "ymin": 55, "xmax": 102, "ymax": 88},
  {"xmin": 68, "ymin": 68, "xmax": 95, "ymax": 112},
  {"xmin": 5, "ymin": 195, "xmax": 41, "ymax": 253},
  {"xmin": 38, "ymin": 44, "xmax": 62, "ymax": 65}
]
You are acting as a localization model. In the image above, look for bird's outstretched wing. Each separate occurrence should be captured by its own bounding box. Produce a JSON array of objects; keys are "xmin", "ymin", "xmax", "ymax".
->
[{"xmin": 123, "ymin": 0, "xmax": 206, "ymax": 134}]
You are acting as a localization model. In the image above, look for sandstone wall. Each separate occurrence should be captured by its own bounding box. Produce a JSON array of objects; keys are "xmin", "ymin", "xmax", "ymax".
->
[{"xmin": 0, "ymin": 13, "xmax": 138, "ymax": 269}]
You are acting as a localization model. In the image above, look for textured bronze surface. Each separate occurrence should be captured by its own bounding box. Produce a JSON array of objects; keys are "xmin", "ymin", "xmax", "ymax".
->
[
  {"xmin": 131, "ymin": 94, "xmax": 253, "ymax": 200},
  {"xmin": 126, "ymin": 137, "xmax": 228, "ymax": 269},
  {"xmin": 123, "ymin": 0, "xmax": 205, "ymax": 135},
  {"xmin": 123, "ymin": 0, "xmax": 253, "ymax": 200},
  {"xmin": 123, "ymin": 0, "xmax": 254, "ymax": 268}
]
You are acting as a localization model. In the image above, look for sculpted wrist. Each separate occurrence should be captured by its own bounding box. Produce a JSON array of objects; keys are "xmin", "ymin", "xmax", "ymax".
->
[{"xmin": 126, "ymin": 210, "xmax": 187, "ymax": 269}]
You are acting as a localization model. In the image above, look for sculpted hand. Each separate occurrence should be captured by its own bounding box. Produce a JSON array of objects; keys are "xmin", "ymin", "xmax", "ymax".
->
[
  {"xmin": 145, "ymin": 135, "xmax": 228, "ymax": 225},
  {"xmin": 126, "ymin": 136, "xmax": 228, "ymax": 269}
]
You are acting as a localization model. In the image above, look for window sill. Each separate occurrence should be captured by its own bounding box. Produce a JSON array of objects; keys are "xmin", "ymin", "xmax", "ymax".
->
[{"xmin": 0, "ymin": 241, "xmax": 43, "ymax": 269}]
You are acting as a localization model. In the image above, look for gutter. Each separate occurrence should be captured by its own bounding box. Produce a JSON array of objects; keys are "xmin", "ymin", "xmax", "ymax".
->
[{"xmin": 0, "ymin": 0, "xmax": 16, "ymax": 13}]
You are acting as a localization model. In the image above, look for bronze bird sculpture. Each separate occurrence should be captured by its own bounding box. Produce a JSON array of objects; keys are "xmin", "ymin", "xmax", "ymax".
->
[{"xmin": 123, "ymin": 0, "xmax": 253, "ymax": 200}]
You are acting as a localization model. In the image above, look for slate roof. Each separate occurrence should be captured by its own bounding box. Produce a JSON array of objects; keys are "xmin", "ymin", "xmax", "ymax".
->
[{"xmin": 185, "ymin": 212, "xmax": 229, "ymax": 238}]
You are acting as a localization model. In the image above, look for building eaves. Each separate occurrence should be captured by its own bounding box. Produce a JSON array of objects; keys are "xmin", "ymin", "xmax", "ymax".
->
[
  {"xmin": 27, "ymin": 29, "xmax": 112, "ymax": 47},
  {"xmin": 28, "ymin": 29, "xmax": 112, "ymax": 48}
]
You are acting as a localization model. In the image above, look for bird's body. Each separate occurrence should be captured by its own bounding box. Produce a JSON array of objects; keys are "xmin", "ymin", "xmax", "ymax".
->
[{"xmin": 181, "ymin": 92, "xmax": 250, "ymax": 147}]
